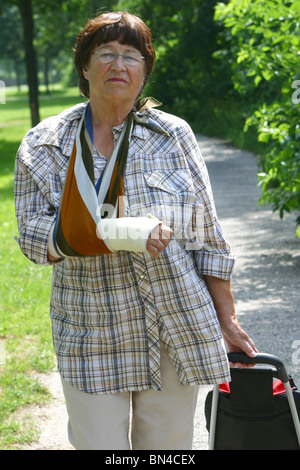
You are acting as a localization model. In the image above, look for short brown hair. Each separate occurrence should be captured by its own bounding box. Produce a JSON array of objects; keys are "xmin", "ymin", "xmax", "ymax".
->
[{"xmin": 74, "ymin": 11, "xmax": 156, "ymax": 98}]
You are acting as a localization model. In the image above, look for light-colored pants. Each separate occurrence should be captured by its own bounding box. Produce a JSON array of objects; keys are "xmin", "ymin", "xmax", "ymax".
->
[{"xmin": 61, "ymin": 346, "xmax": 199, "ymax": 450}]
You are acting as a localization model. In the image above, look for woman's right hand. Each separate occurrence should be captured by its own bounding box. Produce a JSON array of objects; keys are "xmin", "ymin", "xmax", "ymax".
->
[{"xmin": 146, "ymin": 223, "xmax": 173, "ymax": 257}]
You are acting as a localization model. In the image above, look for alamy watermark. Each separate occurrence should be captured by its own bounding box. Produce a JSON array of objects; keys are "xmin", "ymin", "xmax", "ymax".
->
[
  {"xmin": 0, "ymin": 80, "xmax": 5, "ymax": 104},
  {"xmin": 95, "ymin": 199, "xmax": 206, "ymax": 250}
]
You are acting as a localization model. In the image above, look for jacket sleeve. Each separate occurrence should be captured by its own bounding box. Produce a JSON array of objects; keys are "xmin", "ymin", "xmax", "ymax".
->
[
  {"xmin": 178, "ymin": 122, "xmax": 235, "ymax": 280},
  {"xmin": 14, "ymin": 132, "xmax": 59, "ymax": 266}
]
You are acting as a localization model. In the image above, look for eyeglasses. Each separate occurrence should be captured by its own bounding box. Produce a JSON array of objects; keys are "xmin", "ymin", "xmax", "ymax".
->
[{"xmin": 91, "ymin": 51, "xmax": 145, "ymax": 66}]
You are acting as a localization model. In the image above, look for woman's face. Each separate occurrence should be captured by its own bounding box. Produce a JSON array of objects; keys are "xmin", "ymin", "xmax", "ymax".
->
[{"xmin": 83, "ymin": 40, "xmax": 146, "ymax": 106}]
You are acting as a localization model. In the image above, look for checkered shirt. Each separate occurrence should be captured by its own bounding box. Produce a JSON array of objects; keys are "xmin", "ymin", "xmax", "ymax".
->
[{"xmin": 14, "ymin": 102, "xmax": 234, "ymax": 394}]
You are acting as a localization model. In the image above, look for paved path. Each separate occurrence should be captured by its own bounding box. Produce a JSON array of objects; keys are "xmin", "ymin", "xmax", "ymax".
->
[
  {"xmin": 21, "ymin": 135, "xmax": 300, "ymax": 450},
  {"xmin": 193, "ymin": 135, "xmax": 300, "ymax": 450}
]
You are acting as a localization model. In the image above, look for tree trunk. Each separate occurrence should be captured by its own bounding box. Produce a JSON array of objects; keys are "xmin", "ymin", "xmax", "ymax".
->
[
  {"xmin": 17, "ymin": 0, "xmax": 40, "ymax": 126},
  {"xmin": 14, "ymin": 60, "xmax": 21, "ymax": 91}
]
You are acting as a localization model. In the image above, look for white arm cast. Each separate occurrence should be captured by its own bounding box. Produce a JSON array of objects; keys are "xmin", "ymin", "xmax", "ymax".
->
[{"xmin": 101, "ymin": 216, "xmax": 161, "ymax": 253}]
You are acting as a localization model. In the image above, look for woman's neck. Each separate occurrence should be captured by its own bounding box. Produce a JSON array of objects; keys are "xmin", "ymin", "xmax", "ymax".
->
[
  {"xmin": 89, "ymin": 95, "xmax": 134, "ymax": 130},
  {"xmin": 88, "ymin": 96, "xmax": 135, "ymax": 159}
]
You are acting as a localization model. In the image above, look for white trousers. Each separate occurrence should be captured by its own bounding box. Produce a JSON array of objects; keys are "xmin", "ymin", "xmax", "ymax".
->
[{"xmin": 61, "ymin": 346, "xmax": 199, "ymax": 450}]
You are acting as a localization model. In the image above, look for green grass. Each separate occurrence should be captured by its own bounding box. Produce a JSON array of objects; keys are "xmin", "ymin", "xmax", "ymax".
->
[{"xmin": 0, "ymin": 84, "xmax": 85, "ymax": 449}]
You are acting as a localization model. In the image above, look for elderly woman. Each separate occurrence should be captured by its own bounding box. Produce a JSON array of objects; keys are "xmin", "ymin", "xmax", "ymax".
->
[{"xmin": 14, "ymin": 12, "xmax": 257, "ymax": 450}]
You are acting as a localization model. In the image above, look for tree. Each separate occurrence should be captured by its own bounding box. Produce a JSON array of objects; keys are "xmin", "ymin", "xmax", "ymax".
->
[
  {"xmin": 215, "ymin": 0, "xmax": 300, "ymax": 234},
  {"xmin": 0, "ymin": 5, "xmax": 24, "ymax": 89},
  {"xmin": 1, "ymin": 0, "xmax": 116, "ymax": 125},
  {"xmin": 1, "ymin": 0, "xmax": 41, "ymax": 125},
  {"xmin": 116, "ymin": 0, "xmax": 229, "ymax": 125},
  {"xmin": 17, "ymin": 0, "xmax": 40, "ymax": 126}
]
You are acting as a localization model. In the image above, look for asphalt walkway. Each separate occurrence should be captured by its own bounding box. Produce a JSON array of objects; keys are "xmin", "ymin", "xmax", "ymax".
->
[{"xmin": 193, "ymin": 135, "xmax": 300, "ymax": 450}]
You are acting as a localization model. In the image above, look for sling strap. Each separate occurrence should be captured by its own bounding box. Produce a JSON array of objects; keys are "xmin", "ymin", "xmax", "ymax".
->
[{"xmin": 51, "ymin": 98, "xmax": 169, "ymax": 257}]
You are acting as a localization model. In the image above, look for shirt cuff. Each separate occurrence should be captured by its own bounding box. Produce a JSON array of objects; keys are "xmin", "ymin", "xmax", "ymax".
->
[
  {"xmin": 194, "ymin": 250, "xmax": 236, "ymax": 280},
  {"xmin": 47, "ymin": 222, "xmax": 63, "ymax": 259}
]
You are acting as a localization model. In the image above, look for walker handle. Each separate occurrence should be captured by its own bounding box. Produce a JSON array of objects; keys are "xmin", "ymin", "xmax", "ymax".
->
[{"xmin": 227, "ymin": 352, "xmax": 289, "ymax": 383}]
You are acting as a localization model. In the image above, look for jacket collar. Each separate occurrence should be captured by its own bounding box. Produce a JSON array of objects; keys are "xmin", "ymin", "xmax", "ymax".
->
[{"xmin": 31, "ymin": 100, "xmax": 167, "ymax": 156}]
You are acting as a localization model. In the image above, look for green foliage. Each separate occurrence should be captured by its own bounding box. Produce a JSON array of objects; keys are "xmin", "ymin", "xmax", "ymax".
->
[
  {"xmin": 0, "ymin": 86, "xmax": 85, "ymax": 449},
  {"xmin": 246, "ymin": 102, "xmax": 300, "ymax": 223},
  {"xmin": 215, "ymin": 0, "xmax": 300, "ymax": 232},
  {"xmin": 117, "ymin": 0, "xmax": 229, "ymax": 124},
  {"xmin": 0, "ymin": 370, "xmax": 50, "ymax": 449}
]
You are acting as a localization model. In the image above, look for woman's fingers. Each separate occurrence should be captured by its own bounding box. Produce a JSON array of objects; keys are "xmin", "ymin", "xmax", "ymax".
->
[{"xmin": 146, "ymin": 223, "xmax": 173, "ymax": 257}]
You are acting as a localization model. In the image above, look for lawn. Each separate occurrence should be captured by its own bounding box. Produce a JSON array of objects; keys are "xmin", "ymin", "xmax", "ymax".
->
[{"xmin": 0, "ymin": 85, "xmax": 85, "ymax": 449}]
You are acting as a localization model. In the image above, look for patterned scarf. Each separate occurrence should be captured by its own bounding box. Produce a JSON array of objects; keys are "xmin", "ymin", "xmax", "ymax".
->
[{"xmin": 52, "ymin": 98, "xmax": 169, "ymax": 257}]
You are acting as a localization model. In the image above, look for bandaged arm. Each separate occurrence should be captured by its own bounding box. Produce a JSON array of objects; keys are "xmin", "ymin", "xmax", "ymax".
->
[{"xmin": 47, "ymin": 215, "xmax": 161, "ymax": 259}]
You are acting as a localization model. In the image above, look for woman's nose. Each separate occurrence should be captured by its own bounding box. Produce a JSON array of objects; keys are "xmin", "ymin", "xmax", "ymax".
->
[{"xmin": 110, "ymin": 55, "xmax": 127, "ymax": 69}]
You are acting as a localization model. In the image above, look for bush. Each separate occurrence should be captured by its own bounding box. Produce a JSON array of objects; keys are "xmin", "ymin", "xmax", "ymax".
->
[{"xmin": 215, "ymin": 0, "xmax": 300, "ymax": 234}]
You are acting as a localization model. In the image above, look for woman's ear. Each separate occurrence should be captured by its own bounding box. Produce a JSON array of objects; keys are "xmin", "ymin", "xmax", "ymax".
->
[{"xmin": 82, "ymin": 64, "xmax": 89, "ymax": 81}]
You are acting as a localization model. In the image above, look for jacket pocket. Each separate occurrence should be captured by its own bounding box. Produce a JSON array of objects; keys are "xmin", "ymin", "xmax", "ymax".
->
[
  {"xmin": 143, "ymin": 169, "xmax": 193, "ymax": 194},
  {"xmin": 142, "ymin": 170, "xmax": 197, "ymax": 243}
]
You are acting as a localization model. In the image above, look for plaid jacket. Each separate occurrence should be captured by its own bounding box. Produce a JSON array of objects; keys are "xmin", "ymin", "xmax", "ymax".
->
[{"xmin": 14, "ymin": 102, "xmax": 234, "ymax": 393}]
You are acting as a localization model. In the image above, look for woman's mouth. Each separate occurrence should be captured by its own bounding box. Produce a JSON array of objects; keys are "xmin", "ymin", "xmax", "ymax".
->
[{"xmin": 108, "ymin": 77, "xmax": 127, "ymax": 83}]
